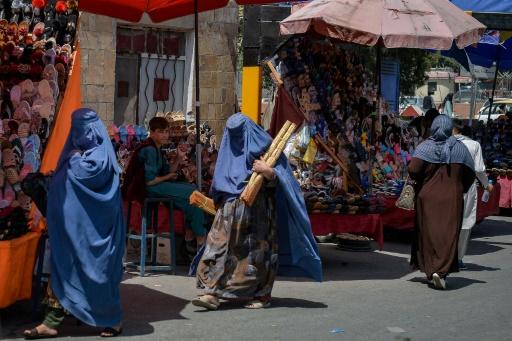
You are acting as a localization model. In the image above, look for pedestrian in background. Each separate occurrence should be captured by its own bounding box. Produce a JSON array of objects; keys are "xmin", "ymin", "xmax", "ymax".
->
[
  {"xmin": 441, "ymin": 93, "xmax": 454, "ymax": 118},
  {"xmin": 408, "ymin": 115, "xmax": 475, "ymax": 290},
  {"xmin": 453, "ymin": 120, "xmax": 492, "ymax": 269}
]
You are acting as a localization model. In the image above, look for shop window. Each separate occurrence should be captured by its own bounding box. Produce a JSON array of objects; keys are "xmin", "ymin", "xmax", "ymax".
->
[
  {"xmin": 428, "ymin": 82, "xmax": 437, "ymax": 94},
  {"xmin": 114, "ymin": 26, "xmax": 187, "ymax": 125},
  {"xmin": 116, "ymin": 27, "xmax": 185, "ymax": 56},
  {"xmin": 153, "ymin": 78, "xmax": 170, "ymax": 101},
  {"xmin": 117, "ymin": 81, "xmax": 129, "ymax": 98}
]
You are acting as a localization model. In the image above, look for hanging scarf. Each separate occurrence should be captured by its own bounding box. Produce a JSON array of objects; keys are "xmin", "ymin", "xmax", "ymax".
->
[{"xmin": 413, "ymin": 115, "xmax": 475, "ymax": 170}]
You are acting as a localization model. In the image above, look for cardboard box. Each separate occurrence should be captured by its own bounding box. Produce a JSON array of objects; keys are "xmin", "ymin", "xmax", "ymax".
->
[{"xmin": 156, "ymin": 236, "xmax": 173, "ymax": 265}]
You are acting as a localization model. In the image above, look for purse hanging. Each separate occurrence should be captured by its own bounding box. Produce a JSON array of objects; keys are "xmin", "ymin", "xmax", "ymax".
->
[{"xmin": 396, "ymin": 176, "xmax": 415, "ymax": 211}]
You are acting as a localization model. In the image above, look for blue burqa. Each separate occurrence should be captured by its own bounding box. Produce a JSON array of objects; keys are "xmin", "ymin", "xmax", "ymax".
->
[
  {"xmin": 47, "ymin": 108, "xmax": 124, "ymax": 327},
  {"xmin": 211, "ymin": 113, "xmax": 322, "ymax": 282}
]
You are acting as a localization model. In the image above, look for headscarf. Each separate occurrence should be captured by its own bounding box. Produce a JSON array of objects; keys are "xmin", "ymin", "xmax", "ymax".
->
[
  {"xmin": 413, "ymin": 115, "xmax": 475, "ymax": 170},
  {"xmin": 47, "ymin": 108, "xmax": 124, "ymax": 327},
  {"xmin": 211, "ymin": 113, "xmax": 322, "ymax": 282}
]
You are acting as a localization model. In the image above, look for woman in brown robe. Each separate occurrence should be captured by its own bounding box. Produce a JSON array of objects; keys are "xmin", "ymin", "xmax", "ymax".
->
[{"xmin": 408, "ymin": 115, "xmax": 475, "ymax": 290}]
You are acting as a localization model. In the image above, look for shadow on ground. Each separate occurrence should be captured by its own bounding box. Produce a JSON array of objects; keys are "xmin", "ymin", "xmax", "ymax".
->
[
  {"xmin": 194, "ymin": 297, "xmax": 328, "ymax": 312},
  {"xmin": 280, "ymin": 242, "xmax": 413, "ymax": 283},
  {"xmin": 408, "ymin": 276, "xmax": 487, "ymax": 291},
  {"xmin": 1, "ymin": 283, "xmax": 189, "ymax": 339}
]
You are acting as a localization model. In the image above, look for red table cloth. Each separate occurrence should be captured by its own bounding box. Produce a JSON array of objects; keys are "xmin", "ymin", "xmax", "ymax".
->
[
  {"xmin": 476, "ymin": 184, "xmax": 501, "ymax": 222},
  {"xmin": 125, "ymin": 201, "xmax": 186, "ymax": 235},
  {"xmin": 381, "ymin": 184, "xmax": 501, "ymax": 231},
  {"xmin": 381, "ymin": 197, "xmax": 416, "ymax": 231},
  {"xmin": 309, "ymin": 213, "xmax": 384, "ymax": 249}
]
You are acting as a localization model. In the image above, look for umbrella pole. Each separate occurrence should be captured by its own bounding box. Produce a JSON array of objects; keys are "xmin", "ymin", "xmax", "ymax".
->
[
  {"xmin": 194, "ymin": 0, "xmax": 202, "ymax": 190},
  {"xmin": 488, "ymin": 47, "xmax": 502, "ymax": 122},
  {"xmin": 369, "ymin": 46, "xmax": 382, "ymax": 194}
]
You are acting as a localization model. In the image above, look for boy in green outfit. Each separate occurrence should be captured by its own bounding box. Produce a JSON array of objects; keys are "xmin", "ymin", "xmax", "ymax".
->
[{"xmin": 133, "ymin": 117, "xmax": 206, "ymax": 249}]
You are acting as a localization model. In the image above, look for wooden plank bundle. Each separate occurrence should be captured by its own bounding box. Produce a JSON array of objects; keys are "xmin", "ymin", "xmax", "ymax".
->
[
  {"xmin": 189, "ymin": 190, "xmax": 216, "ymax": 216},
  {"xmin": 240, "ymin": 120, "xmax": 297, "ymax": 206}
]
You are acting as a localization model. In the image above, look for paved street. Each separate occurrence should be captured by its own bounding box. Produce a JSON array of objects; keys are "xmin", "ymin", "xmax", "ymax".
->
[{"xmin": 2, "ymin": 216, "xmax": 511, "ymax": 341}]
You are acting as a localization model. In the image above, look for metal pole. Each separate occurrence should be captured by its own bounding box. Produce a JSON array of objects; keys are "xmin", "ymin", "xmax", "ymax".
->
[
  {"xmin": 488, "ymin": 46, "xmax": 502, "ymax": 121},
  {"xmin": 194, "ymin": 0, "xmax": 202, "ymax": 191},
  {"xmin": 369, "ymin": 46, "xmax": 381, "ymax": 194},
  {"xmin": 469, "ymin": 71, "xmax": 477, "ymax": 126}
]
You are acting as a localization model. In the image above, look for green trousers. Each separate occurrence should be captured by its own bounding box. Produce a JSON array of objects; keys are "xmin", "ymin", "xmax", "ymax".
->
[
  {"xmin": 42, "ymin": 306, "xmax": 65, "ymax": 329},
  {"xmin": 147, "ymin": 182, "xmax": 206, "ymax": 236}
]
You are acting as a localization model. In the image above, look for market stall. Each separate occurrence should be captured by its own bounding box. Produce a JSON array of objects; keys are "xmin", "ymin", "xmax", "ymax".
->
[
  {"xmin": 0, "ymin": 0, "xmax": 80, "ymax": 309},
  {"xmin": 265, "ymin": 34, "xmax": 421, "ymax": 245},
  {"xmin": 265, "ymin": 0, "xmax": 492, "ymax": 244}
]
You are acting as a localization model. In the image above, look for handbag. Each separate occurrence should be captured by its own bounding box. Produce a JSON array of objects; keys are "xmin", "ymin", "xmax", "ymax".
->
[
  {"xmin": 396, "ymin": 176, "xmax": 415, "ymax": 211},
  {"xmin": 21, "ymin": 172, "xmax": 51, "ymax": 217}
]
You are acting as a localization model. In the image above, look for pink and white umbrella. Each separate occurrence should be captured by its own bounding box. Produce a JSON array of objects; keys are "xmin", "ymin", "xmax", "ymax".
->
[{"xmin": 280, "ymin": 0, "xmax": 485, "ymax": 50}]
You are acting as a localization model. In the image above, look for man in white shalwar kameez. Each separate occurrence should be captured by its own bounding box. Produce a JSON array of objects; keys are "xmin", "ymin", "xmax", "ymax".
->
[{"xmin": 453, "ymin": 120, "xmax": 493, "ymax": 267}]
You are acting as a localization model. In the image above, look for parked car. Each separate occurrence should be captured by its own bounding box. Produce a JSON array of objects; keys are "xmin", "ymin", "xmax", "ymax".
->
[{"xmin": 476, "ymin": 98, "xmax": 512, "ymax": 123}]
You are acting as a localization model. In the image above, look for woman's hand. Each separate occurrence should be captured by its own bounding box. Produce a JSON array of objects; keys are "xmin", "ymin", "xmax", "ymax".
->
[{"xmin": 252, "ymin": 157, "xmax": 275, "ymax": 181}]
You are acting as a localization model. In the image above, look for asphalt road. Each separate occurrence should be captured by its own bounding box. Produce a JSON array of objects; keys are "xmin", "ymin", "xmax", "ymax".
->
[{"xmin": 2, "ymin": 216, "xmax": 511, "ymax": 340}]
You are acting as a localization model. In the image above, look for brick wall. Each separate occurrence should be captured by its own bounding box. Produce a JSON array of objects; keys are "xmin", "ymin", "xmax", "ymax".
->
[
  {"xmin": 78, "ymin": 6, "xmax": 239, "ymax": 132},
  {"xmin": 198, "ymin": 5, "xmax": 239, "ymax": 137},
  {"xmin": 78, "ymin": 13, "xmax": 117, "ymax": 123}
]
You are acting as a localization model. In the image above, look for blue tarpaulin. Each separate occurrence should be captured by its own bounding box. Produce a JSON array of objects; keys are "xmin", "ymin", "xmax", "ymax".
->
[
  {"xmin": 441, "ymin": 34, "xmax": 504, "ymax": 71},
  {"xmin": 381, "ymin": 59, "xmax": 400, "ymax": 112},
  {"xmin": 450, "ymin": 0, "xmax": 512, "ymax": 13}
]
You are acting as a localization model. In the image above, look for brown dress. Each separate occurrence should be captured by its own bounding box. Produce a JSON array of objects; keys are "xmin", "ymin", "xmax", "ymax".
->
[
  {"xmin": 196, "ymin": 183, "xmax": 278, "ymax": 299},
  {"xmin": 408, "ymin": 158, "xmax": 474, "ymax": 279}
]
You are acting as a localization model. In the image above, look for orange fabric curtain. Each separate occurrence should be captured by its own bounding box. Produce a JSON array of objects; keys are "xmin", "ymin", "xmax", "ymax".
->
[{"xmin": 0, "ymin": 232, "xmax": 41, "ymax": 308}]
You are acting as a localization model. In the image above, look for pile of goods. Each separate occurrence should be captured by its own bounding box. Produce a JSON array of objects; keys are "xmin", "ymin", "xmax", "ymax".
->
[
  {"xmin": 0, "ymin": 0, "xmax": 78, "ymax": 239},
  {"xmin": 274, "ymin": 36, "xmax": 418, "ymax": 214}
]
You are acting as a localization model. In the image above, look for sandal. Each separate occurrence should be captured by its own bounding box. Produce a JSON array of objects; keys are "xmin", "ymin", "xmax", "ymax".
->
[
  {"xmin": 191, "ymin": 294, "xmax": 219, "ymax": 310},
  {"xmin": 100, "ymin": 327, "xmax": 123, "ymax": 338},
  {"xmin": 244, "ymin": 299, "xmax": 271, "ymax": 309},
  {"xmin": 23, "ymin": 327, "xmax": 58, "ymax": 339}
]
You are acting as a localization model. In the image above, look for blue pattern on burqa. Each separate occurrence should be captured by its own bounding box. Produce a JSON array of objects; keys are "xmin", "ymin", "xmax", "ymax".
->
[
  {"xmin": 47, "ymin": 108, "xmax": 125, "ymax": 327},
  {"xmin": 413, "ymin": 115, "xmax": 475, "ymax": 171},
  {"xmin": 211, "ymin": 113, "xmax": 322, "ymax": 282}
]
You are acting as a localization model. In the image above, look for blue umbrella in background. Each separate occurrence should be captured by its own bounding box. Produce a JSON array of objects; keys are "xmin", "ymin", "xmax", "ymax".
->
[
  {"xmin": 441, "ymin": 33, "xmax": 505, "ymax": 71},
  {"xmin": 440, "ymin": 32, "xmax": 512, "ymax": 120}
]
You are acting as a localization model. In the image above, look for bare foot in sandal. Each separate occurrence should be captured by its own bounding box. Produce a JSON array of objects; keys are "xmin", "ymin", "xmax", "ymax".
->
[
  {"xmin": 23, "ymin": 324, "xmax": 58, "ymax": 339},
  {"xmin": 191, "ymin": 294, "xmax": 220, "ymax": 310},
  {"xmin": 245, "ymin": 295, "xmax": 271, "ymax": 309},
  {"xmin": 100, "ymin": 325, "xmax": 122, "ymax": 337}
]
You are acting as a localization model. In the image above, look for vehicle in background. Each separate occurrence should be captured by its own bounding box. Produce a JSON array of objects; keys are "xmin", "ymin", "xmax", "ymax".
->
[
  {"xmin": 399, "ymin": 96, "xmax": 423, "ymax": 112},
  {"xmin": 476, "ymin": 98, "xmax": 512, "ymax": 123}
]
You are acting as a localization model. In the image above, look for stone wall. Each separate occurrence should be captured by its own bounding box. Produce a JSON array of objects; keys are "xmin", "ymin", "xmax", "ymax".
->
[
  {"xmin": 198, "ymin": 5, "xmax": 239, "ymax": 137},
  {"xmin": 78, "ymin": 6, "xmax": 239, "ymax": 133},
  {"xmin": 78, "ymin": 13, "xmax": 117, "ymax": 123}
]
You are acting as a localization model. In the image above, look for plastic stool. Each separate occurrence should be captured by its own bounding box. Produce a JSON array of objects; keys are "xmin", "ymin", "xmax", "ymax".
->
[{"xmin": 125, "ymin": 197, "xmax": 177, "ymax": 276}]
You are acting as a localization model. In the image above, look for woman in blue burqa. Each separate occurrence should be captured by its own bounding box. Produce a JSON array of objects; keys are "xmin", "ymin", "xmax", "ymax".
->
[
  {"xmin": 24, "ymin": 108, "xmax": 124, "ymax": 339},
  {"xmin": 191, "ymin": 113, "xmax": 322, "ymax": 310},
  {"xmin": 409, "ymin": 115, "xmax": 475, "ymax": 290}
]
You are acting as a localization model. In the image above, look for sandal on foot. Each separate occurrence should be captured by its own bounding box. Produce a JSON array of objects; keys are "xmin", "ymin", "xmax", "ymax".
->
[
  {"xmin": 100, "ymin": 327, "xmax": 123, "ymax": 338},
  {"xmin": 244, "ymin": 300, "xmax": 271, "ymax": 309},
  {"xmin": 191, "ymin": 295, "xmax": 219, "ymax": 310},
  {"xmin": 23, "ymin": 328, "xmax": 58, "ymax": 339}
]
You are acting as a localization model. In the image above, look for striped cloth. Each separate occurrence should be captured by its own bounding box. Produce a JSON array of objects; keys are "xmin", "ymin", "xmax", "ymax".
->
[{"xmin": 413, "ymin": 115, "xmax": 475, "ymax": 171}]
